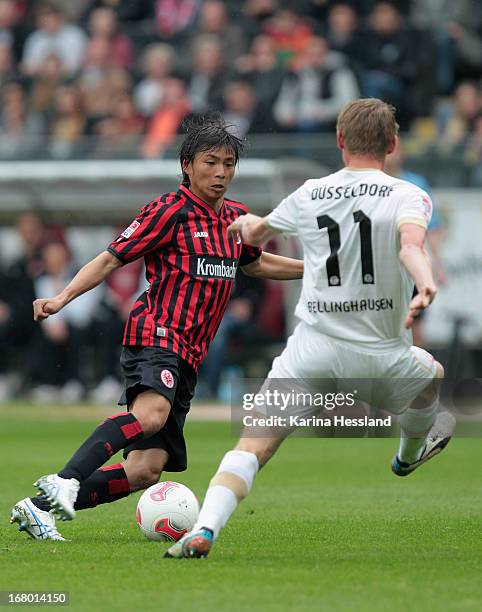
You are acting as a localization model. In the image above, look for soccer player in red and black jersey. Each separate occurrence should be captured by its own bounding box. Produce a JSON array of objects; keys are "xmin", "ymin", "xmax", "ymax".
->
[{"xmin": 10, "ymin": 115, "xmax": 304, "ymax": 541}]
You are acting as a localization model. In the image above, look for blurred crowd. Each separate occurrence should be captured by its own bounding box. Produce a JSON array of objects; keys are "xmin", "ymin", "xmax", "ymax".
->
[
  {"xmin": 0, "ymin": 0, "xmax": 480, "ymax": 173},
  {"xmin": 0, "ymin": 212, "xmax": 285, "ymax": 403}
]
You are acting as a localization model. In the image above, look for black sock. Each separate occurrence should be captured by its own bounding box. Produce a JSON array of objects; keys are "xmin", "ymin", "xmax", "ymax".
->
[
  {"xmin": 74, "ymin": 463, "xmax": 130, "ymax": 510},
  {"xmin": 30, "ymin": 495, "xmax": 51, "ymax": 512},
  {"xmin": 58, "ymin": 412, "xmax": 143, "ymax": 482}
]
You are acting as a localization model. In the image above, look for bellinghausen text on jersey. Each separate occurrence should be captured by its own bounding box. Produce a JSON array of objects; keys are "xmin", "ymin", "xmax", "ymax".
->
[{"xmin": 107, "ymin": 185, "xmax": 261, "ymax": 370}]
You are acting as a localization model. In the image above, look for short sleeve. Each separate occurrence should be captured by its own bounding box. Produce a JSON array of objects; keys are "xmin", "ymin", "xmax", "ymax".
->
[
  {"xmin": 266, "ymin": 184, "xmax": 304, "ymax": 236},
  {"xmin": 107, "ymin": 199, "xmax": 180, "ymax": 264},
  {"xmin": 239, "ymin": 243, "xmax": 262, "ymax": 267},
  {"xmin": 396, "ymin": 188, "xmax": 433, "ymax": 230}
]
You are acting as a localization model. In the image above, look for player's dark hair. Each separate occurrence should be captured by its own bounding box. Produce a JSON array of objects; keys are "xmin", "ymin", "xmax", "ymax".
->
[{"xmin": 179, "ymin": 113, "xmax": 245, "ymax": 186}]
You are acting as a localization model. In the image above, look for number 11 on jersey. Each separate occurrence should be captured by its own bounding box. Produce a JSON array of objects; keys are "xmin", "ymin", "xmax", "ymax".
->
[{"xmin": 317, "ymin": 211, "xmax": 375, "ymax": 287}]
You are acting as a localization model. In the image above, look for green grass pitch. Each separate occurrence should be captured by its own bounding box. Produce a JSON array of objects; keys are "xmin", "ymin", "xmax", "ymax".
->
[{"xmin": 1, "ymin": 406, "xmax": 480, "ymax": 612}]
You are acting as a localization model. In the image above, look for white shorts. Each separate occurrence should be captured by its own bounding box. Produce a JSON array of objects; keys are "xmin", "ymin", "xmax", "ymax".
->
[{"xmin": 266, "ymin": 321, "xmax": 438, "ymax": 416}]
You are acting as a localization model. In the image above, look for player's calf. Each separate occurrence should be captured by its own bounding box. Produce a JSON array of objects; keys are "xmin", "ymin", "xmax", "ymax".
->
[{"xmin": 123, "ymin": 449, "xmax": 168, "ymax": 493}]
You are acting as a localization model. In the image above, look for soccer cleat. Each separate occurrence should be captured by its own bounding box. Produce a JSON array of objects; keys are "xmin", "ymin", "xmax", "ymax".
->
[
  {"xmin": 34, "ymin": 474, "xmax": 80, "ymax": 521},
  {"xmin": 164, "ymin": 528, "xmax": 214, "ymax": 559},
  {"xmin": 10, "ymin": 498, "xmax": 65, "ymax": 541},
  {"xmin": 392, "ymin": 411, "xmax": 456, "ymax": 477}
]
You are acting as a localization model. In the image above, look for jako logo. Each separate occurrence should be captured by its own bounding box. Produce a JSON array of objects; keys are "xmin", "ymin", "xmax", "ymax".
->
[
  {"xmin": 195, "ymin": 256, "xmax": 237, "ymax": 279},
  {"xmin": 194, "ymin": 231, "xmax": 208, "ymax": 238}
]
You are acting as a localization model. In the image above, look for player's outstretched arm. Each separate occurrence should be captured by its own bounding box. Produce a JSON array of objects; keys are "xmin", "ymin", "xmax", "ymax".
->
[
  {"xmin": 241, "ymin": 252, "xmax": 303, "ymax": 280},
  {"xmin": 33, "ymin": 251, "xmax": 122, "ymax": 321},
  {"xmin": 227, "ymin": 213, "xmax": 278, "ymax": 246},
  {"xmin": 399, "ymin": 223, "xmax": 437, "ymax": 329}
]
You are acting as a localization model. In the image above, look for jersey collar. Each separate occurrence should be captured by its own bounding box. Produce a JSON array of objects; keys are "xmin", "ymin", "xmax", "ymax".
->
[
  {"xmin": 179, "ymin": 185, "xmax": 225, "ymax": 217},
  {"xmin": 344, "ymin": 167, "xmax": 383, "ymax": 172}
]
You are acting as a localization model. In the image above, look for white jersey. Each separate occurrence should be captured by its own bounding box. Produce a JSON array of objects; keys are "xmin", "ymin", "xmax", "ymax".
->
[{"xmin": 267, "ymin": 168, "xmax": 433, "ymax": 349}]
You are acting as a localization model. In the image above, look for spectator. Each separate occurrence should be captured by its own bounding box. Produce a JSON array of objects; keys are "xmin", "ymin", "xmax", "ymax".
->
[
  {"xmin": 358, "ymin": 2, "xmax": 423, "ymax": 124},
  {"xmin": 55, "ymin": 0, "xmax": 91, "ymax": 22},
  {"xmin": 0, "ymin": 0, "xmax": 26, "ymax": 63},
  {"xmin": 88, "ymin": 6, "xmax": 134, "ymax": 69},
  {"xmin": 30, "ymin": 52, "xmax": 63, "ymax": 115},
  {"xmin": 155, "ymin": 0, "xmax": 201, "ymax": 41},
  {"xmin": 263, "ymin": 8, "xmax": 314, "ymax": 67},
  {"xmin": 82, "ymin": 0, "xmax": 154, "ymax": 27},
  {"xmin": 92, "ymin": 90, "xmax": 144, "ymax": 158},
  {"xmin": 0, "ymin": 40, "xmax": 15, "ymax": 87},
  {"xmin": 31, "ymin": 240, "xmax": 103, "ymax": 403},
  {"xmin": 192, "ymin": 0, "xmax": 246, "ymax": 67},
  {"xmin": 323, "ymin": 3, "xmax": 364, "ymax": 78},
  {"xmin": 274, "ymin": 36, "xmax": 359, "ymax": 132},
  {"xmin": 240, "ymin": 0, "xmax": 278, "ymax": 40},
  {"xmin": 436, "ymin": 81, "xmax": 481, "ymax": 155},
  {"xmin": 411, "ymin": 0, "xmax": 482, "ymax": 91},
  {"xmin": 134, "ymin": 43, "xmax": 175, "ymax": 118},
  {"xmin": 80, "ymin": 35, "xmax": 132, "ymax": 121},
  {"xmin": 140, "ymin": 77, "xmax": 191, "ymax": 158},
  {"xmin": 236, "ymin": 35, "xmax": 284, "ymax": 132},
  {"xmin": 0, "ymin": 81, "xmax": 44, "ymax": 159},
  {"xmin": 222, "ymin": 79, "xmax": 260, "ymax": 138},
  {"xmin": 48, "ymin": 84, "xmax": 87, "ymax": 159},
  {"xmin": 21, "ymin": 2, "xmax": 87, "ymax": 77},
  {"xmin": 297, "ymin": 0, "xmax": 410, "ymax": 20},
  {"xmin": 186, "ymin": 35, "xmax": 227, "ymax": 113},
  {"xmin": 0, "ymin": 212, "xmax": 46, "ymax": 400}
]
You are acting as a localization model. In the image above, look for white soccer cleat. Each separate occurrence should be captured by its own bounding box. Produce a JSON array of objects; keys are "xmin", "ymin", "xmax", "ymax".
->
[
  {"xmin": 164, "ymin": 528, "xmax": 214, "ymax": 559},
  {"xmin": 34, "ymin": 474, "xmax": 80, "ymax": 521},
  {"xmin": 392, "ymin": 411, "xmax": 456, "ymax": 477},
  {"xmin": 10, "ymin": 498, "xmax": 66, "ymax": 541}
]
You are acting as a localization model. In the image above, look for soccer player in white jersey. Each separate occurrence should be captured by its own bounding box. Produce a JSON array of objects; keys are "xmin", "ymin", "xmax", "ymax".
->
[{"xmin": 166, "ymin": 98, "xmax": 455, "ymax": 559}]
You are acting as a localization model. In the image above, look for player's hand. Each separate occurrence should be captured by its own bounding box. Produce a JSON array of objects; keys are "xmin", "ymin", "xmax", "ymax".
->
[
  {"xmin": 33, "ymin": 297, "xmax": 65, "ymax": 321},
  {"xmin": 405, "ymin": 286, "xmax": 437, "ymax": 329},
  {"xmin": 227, "ymin": 214, "xmax": 257, "ymax": 243},
  {"xmin": 227, "ymin": 217, "xmax": 246, "ymax": 243}
]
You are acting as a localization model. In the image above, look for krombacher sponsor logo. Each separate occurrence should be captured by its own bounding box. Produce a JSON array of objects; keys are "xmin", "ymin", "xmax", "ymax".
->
[{"xmin": 193, "ymin": 256, "xmax": 238, "ymax": 279}]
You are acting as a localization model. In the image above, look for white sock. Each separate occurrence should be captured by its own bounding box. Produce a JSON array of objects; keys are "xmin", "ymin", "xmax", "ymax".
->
[
  {"xmin": 397, "ymin": 398, "xmax": 439, "ymax": 464},
  {"xmin": 193, "ymin": 450, "xmax": 259, "ymax": 539}
]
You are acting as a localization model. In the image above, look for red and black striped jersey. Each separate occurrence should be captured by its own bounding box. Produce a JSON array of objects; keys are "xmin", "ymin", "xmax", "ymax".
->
[{"xmin": 107, "ymin": 185, "xmax": 262, "ymax": 371}]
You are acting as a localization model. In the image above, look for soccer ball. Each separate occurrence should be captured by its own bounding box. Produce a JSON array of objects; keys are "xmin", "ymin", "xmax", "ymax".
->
[{"xmin": 136, "ymin": 481, "xmax": 199, "ymax": 542}]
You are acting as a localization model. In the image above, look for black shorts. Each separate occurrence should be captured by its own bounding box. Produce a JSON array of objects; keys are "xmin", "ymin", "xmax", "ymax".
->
[{"xmin": 118, "ymin": 346, "xmax": 197, "ymax": 472}]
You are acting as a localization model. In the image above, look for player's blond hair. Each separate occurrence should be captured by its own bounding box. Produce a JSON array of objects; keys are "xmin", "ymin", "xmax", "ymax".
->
[{"xmin": 336, "ymin": 98, "xmax": 399, "ymax": 160}]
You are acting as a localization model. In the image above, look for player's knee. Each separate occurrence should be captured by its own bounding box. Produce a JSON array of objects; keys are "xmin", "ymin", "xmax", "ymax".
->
[
  {"xmin": 141, "ymin": 413, "xmax": 168, "ymax": 437},
  {"xmin": 131, "ymin": 392, "xmax": 171, "ymax": 436},
  {"xmin": 127, "ymin": 466, "xmax": 161, "ymax": 491}
]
